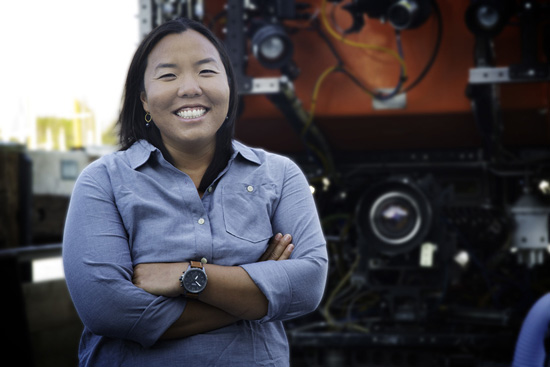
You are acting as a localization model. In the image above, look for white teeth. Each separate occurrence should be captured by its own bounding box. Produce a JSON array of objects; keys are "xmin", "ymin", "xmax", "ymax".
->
[{"xmin": 177, "ymin": 108, "xmax": 206, "ymax": 119}]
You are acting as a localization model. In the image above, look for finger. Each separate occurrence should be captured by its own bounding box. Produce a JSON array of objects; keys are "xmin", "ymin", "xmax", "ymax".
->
[
  {"xmin": 267, "ymin": 234, "xmax": 292, "ymax": 261},
  {"xmin": 276, "ymin": 244, "xmax": 294, "ymax": 261},
  {"xmin": 259, "ymin": 233, "xmax": 283, "ymax": 262}
]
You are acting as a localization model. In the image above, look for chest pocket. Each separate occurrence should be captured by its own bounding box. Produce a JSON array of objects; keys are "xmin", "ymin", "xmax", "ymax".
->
[{"xmin": 222, "ymin": 182, "xmax": 276, "ymax": 243}]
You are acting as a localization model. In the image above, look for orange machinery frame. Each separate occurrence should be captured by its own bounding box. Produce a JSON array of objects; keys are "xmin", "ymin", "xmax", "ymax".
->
[{"xmin": 205, "ymin": 0, "xmax": 550, "ymax": 153}]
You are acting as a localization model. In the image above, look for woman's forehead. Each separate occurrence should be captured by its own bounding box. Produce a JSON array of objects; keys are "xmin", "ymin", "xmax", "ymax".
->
[{"xmin": 148, "ymin": 30, "xmax": 222, "ymax": 66}]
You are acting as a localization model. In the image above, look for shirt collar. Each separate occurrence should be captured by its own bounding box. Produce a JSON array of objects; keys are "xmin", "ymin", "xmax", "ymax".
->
[
  {"xmin": 127, "ymin": 140, "xmax": 158, "ymax": 170},
  {"xmin": 232, "ymin": 140, "xmax": 261, "ymax": 165},
  {"xmin": 126, "ymin": 139, "xmax": 261, "ymax": 170}
]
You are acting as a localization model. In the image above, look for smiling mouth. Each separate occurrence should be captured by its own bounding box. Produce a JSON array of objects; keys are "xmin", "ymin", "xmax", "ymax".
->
[{"xmin": 175, "ymin": 107, "xmax": 207, "ymax": 119}]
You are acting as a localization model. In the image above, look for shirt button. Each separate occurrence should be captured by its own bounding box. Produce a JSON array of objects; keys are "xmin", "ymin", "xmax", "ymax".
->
[
  {"xmin": 208, "ymin": 187, "xmax": 213, "ymax": 193},
  {"xmin": 247, "ymin": 185, "xmax": 254, "ymax": 192},
  {"xmin": 198, "ymin": 218, "xmax": 205, "ymax": 225}
]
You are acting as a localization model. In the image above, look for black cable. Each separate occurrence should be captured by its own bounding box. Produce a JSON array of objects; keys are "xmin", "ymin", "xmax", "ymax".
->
[
  {"xmin": 376, "ymin": 29, "xmax": 406, "ymax": 100},
  {"xmin": 311, "ymin": 18, "xmax": 345, "ymax": 66},
  {"xmin": 313, "ymin": 19, "xmax": 405, "ymax": 100},
  {"xmin": 403, "ymin": 0, "xmax": 443, "ymax": 92}
]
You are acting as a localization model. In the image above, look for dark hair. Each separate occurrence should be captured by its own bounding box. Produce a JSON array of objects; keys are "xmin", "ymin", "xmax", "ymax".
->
[{"xmin": 117, "ymin": 17, "xmax": 238, "ymax": 191}]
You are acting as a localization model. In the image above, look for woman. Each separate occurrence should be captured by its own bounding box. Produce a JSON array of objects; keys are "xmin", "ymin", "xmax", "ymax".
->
[{"xmin": 63, "ymin": 17, "xmax": 328, "ymax": 366}]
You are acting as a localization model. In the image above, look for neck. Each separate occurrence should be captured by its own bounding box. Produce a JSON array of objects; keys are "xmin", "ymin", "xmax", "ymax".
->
[{"xmin": 164, "ymin": 140, "xmax": 216, "ymax": 190}]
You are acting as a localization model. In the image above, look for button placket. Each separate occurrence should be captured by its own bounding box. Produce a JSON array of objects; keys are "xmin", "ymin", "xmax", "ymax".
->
[{"xmin": 195, "ymin": 213, "xmax": 212, "ymax": 262}]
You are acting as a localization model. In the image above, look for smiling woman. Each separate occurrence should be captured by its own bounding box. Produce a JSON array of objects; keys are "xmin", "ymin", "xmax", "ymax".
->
[
  {"xmin": 117, "ymin": 18, "xmax": 239, "ymax": 193},
  {"xmin": 139, "ymin": 31, "xmax": 230, "ymax": 184},
  {"xmin": 62, "ymin": 17, "xmax": 328, "ymax": 367}
]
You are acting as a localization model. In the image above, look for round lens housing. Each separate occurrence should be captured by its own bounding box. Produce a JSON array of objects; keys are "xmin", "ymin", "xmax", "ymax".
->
[
  {"xmin": 388, "ymin": 0, "xmax": 418, "ymax": 30},
  {"xmin": 252, "ymin": 24, "xmax": 293, "ymax": 69},
  {"xmin": 356, "ymin": 177, "xmax": 434, "ymax": 256},
  {"xmin": 370, "ymin": 191, "xmax": 422, "ymax": 245},
  {"xmin": 259, "ymin": 36, "xmax": 285, "ymax": 61},
  {"xmin": 476, "ymin": 5, "xmax": 500, "ymax": 29}
]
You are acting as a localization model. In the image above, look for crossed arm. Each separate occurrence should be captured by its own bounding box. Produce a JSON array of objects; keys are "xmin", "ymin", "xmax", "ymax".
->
[{"xmin": 132, "ymin": 233, "xmax": 295, "ymax": 339}]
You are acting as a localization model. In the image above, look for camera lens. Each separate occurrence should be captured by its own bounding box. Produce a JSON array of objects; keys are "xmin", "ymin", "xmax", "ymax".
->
[
  {"xmin": 369, "ymin": 191, "xmax": 422, "ymax": 245},
  {"xmin": 251, "ymin": 24, "xmax": 293, "ymax": 69},
  {"xmin": 259, "ymin": 36, "xmax": 285, "ymax": 61},
  {"xmin": 388, "ymin": 0, "xmax": 421, "ymax": 30},
  {"xmin": 476, "ymin": 5, "xmax": 499, "ymax": 29}
]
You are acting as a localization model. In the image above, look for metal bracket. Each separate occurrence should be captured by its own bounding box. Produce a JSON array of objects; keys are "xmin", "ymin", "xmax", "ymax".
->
[
  {"xmin": 469, "ymin": 66, "xmax": 550, "ymax": 84},
  {"xmin": 245, "ymin": 77, "xmax": 285, "ymax": 95},
  {"xmin": 372, "ymin": 89, "xmax": 407, "ymax": 110}
]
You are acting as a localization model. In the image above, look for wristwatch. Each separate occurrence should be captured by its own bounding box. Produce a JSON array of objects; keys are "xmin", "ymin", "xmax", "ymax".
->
[{"xmin": 179, "ymin": 261, "xmax": 207, "ymax": 298}]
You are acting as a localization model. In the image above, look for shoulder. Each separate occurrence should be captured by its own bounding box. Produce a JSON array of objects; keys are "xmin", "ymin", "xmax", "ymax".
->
[
  {"xmin": 72, "ymin": 153, "xmax": 121, "ymax": 199},
  {"xmin": 233, "ymin": 140, "xmax": 296, "ymax": 170},
  {"xmin": 76, "ymin": 142, "xmax": 153, "ymax": 195},
  {"xmin": 81, "ymin": 140, "xmax": 153, "ymax": 178},
  {"xmin": 231, "ymin": 141, "xmax": 307, "ymax": 188},
  {"xmin": 80, "ymin": 150, "xmax": 128, "ymax": 180}
]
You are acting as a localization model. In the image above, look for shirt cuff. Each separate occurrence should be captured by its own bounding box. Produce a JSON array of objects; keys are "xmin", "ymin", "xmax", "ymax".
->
[
  {"xmin": 126, "ymin": 296, "xmax": 187, "ymax": 347},
  {"xmin": 240, "ymin": 261, "xmax": 292, "ymax": 323}
]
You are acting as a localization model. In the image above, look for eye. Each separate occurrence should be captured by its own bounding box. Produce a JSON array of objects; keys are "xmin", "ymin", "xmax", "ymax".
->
[
  {"xmin": 200, "ymin": 69, "xmax": 218, "ymax": 75},
  {"xmin": 158, "ymin": 73, "xmax": 176, "ymax": 79}
]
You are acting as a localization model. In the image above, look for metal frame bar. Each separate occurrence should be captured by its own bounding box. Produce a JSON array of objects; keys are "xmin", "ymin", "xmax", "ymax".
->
[{"xmin": 0, "ymin": 243, "xmax": 62, "ymax": 262}]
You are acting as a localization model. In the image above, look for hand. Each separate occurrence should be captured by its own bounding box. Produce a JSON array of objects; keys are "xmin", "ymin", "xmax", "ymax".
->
[
  {"xmin": 258, "ymin": 233, "xmax": 294, "ymax": 262},
  {"xmin": 133, "ymin": 262, "xmax": 187, "ymax": 297}
]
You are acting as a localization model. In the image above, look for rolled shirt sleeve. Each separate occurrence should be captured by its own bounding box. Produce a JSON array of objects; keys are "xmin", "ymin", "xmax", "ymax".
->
[
  {"xmin": 63, "ymin": 164, "xmax": 186, "ymax": 348},
  {"xmin": 241, "ymin": 158, "xmax": 328, "ymax": 323}
]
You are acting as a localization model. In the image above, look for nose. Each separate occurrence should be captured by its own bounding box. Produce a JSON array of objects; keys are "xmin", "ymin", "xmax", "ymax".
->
[{"xmin": 177, "ymin": 74, "xmax": 202, "ymax": 97}]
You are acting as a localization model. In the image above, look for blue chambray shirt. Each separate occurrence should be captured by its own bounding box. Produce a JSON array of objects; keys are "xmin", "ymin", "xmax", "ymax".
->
[{"xmin": 62, "ymin": 139, "xmax": 328, "ymax": 367}]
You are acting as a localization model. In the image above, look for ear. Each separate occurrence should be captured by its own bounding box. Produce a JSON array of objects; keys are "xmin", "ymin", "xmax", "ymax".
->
[{"xmin": 140, "ymin": 91, "xmax": 149, "ymax": 112}]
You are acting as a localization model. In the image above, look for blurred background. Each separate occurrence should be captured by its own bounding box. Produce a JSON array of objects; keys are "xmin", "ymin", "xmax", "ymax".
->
[{"xmin": 2, "ymin": 0, "xmax": 550, "ymax": 366}]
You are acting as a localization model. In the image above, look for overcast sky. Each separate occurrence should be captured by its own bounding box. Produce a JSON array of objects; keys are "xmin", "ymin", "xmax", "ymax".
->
[{"xmin": 0, "ymin": 0, "xmax": 139, "ymax": 141}]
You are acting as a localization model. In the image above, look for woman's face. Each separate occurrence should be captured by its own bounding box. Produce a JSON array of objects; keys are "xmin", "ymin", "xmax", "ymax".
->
[{"xmin": 140, "ymin": 30, "xmax": 230, "ymax": 153}]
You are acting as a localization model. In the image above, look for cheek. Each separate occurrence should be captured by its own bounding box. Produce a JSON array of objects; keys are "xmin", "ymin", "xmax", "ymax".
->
[
  {"xmin": 216, "ymin": 85, "xmax": 231, "ymax": 115},
  {"xmin": 144, "ymin": 86, "xmax": 173, "ymax": 112}
]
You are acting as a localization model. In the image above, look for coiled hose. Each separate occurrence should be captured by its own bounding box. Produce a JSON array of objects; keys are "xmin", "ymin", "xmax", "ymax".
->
[{"xmin": 513, "ymin": 293, "xmax": 550, "ymax": 367}]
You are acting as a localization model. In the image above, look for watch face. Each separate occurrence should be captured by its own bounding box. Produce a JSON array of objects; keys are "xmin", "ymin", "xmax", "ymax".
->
[{"xmin": 183, "ymin": 268, "xmax": 207, "ymax": 293}]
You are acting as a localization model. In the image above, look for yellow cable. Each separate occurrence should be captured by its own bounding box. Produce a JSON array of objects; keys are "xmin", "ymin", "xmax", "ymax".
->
[
  {"xmin": 302, "ymin": 64, "xmax": 376, "ymax": 139},
  {"xmin": 322, "ymin": 254, "xmax": 361, "ymax": 327},
  {"xmin": 302, "ymin": 65, "xmax": 338, "ymax": 137},
  {"xmin": 301, "ymin": 66, "xmax": 338, "ymax": 175},
  {"xmin": 340, "ymin": 65, "xmax": 377, "ymax": 98},
  {"xmin": 306, "ymin": 142, "xmax": 331, "ymax": 174},
  {"xmin": 320, "ymin": 0, "xmax": 407, "ymax": 79},
  {"xmin": 305, "ymin": 0, "xmax": 410, "ymax": 173},
  {"xmin": 302, "ymin": 0, "xmax": 407, "ymax": 145}
]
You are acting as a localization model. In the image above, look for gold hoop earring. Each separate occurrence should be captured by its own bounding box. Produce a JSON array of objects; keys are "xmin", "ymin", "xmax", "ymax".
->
[{"xmin": 145, "ymin": 112, "xmax": 152, "ymax": 127}]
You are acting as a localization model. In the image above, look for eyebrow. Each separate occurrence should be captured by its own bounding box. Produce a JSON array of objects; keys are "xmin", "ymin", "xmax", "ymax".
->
[
  {"xmin": 195, "ymin": 57, "xmax": 217, "ymax": 66},
  {"xmin": 154, "ymin": 58, "xmax": 218, "ymax": 71},
  {"xmin": 155, "ymin": 63, "xmax": 177, "ymax": 71}
]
